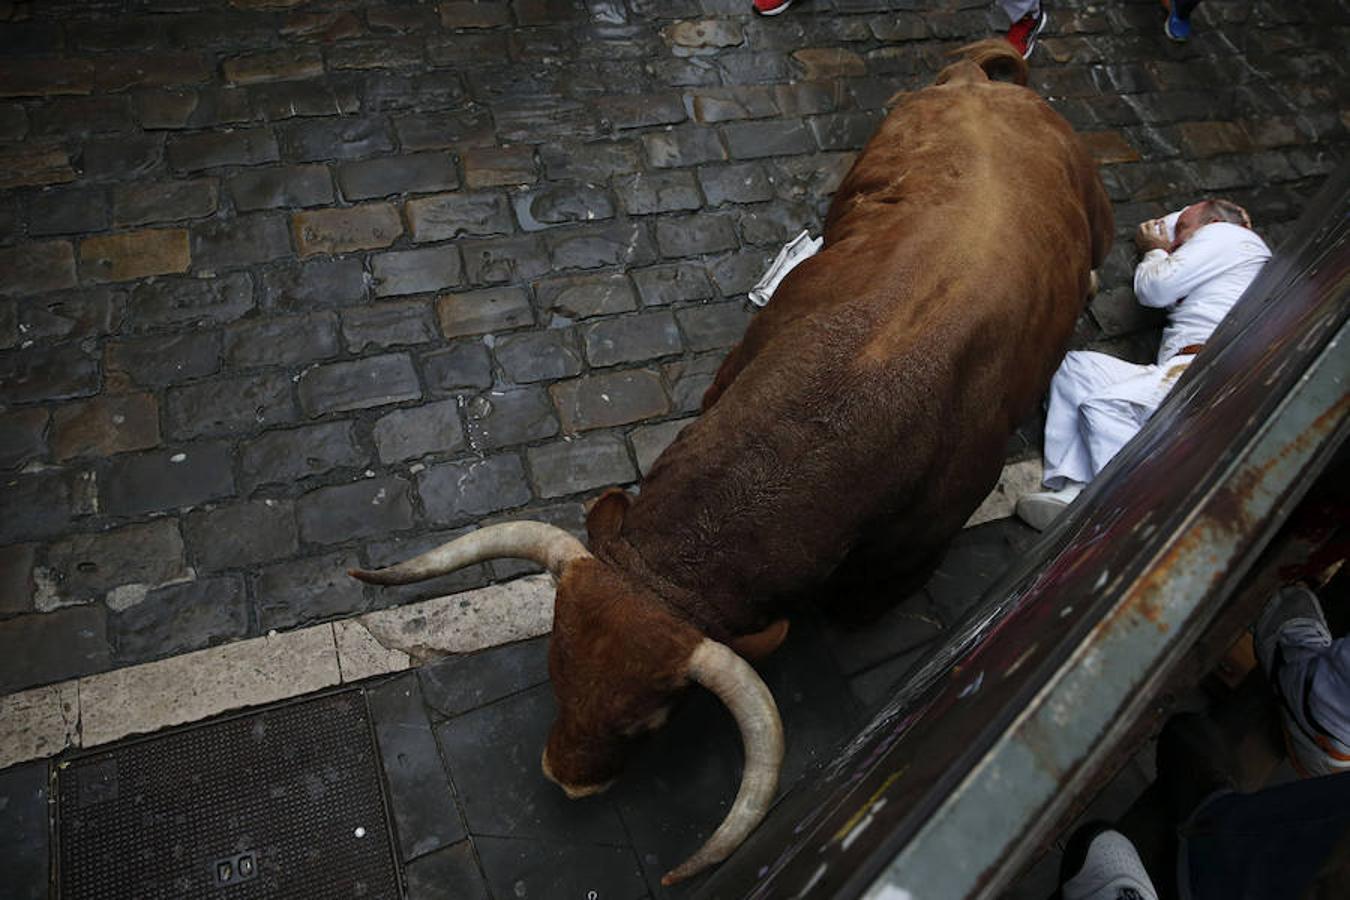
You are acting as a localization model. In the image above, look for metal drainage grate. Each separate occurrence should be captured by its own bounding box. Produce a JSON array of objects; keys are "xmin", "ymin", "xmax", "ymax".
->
[{"xmin": 55, "ymin": 689, "xmax": 400, "ymax": 900}]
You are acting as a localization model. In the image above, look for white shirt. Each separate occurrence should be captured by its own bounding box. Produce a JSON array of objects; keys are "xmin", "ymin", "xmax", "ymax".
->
[{"xmin": 1133, "ymin": 220, "xmax": 1271, "ymax": 364}]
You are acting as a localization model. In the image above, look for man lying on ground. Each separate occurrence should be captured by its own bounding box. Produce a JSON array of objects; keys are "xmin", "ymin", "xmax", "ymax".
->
[{"xmin": 1016, "ymin": 198, "xmax": 1271, "ymax": 530}]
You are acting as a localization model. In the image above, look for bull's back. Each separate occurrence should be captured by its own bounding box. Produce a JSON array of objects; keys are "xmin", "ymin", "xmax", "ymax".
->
[
  {"xmin": 725, "ymin": 79, "xmax": 1106, "ymax": 495},
  {"xmin": 744, "ymin": 81, "xmax": 1106, "ymax": 383},
  {"xmin": 619, "ymin": 75, "xmax": 1110, "ymax": 633}
]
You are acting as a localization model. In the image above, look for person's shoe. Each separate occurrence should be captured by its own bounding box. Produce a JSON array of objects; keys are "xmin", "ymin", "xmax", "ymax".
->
[
  {"xmin": 1060, "ymin": 825, "xmax": 1159, "ymax": 900},
  {"xmin": 1253, "ymin": 585, "xmax": 1350, "ymax": 778},
  {"xmin": 1253, "ymin": 583, "xmax": 1331, "ymax": 677},
  {"xmin": 1160, "ymin": 0, "xmax": 1192, "ymax": 41},
  {"xmin": 1005, "ymin": 7, "xmax": 1048, "ymax": 59},
  {"xmin": 1280, "ymin": 710, "xmax": 1350, "ymax": 778},
  {"xmin": 753, "ymin": 0, "xmax": 793, "ymax": 15},
  {"xmin": 1014, "ymin": 481, "xmax": 1083, "ymax": 531},
  {"xmin": 1164, "ymin": 9, "xmax": 1192, "ymax": 41}
]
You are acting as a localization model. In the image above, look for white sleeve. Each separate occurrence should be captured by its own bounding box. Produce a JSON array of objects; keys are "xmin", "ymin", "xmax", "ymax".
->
[
  {"xmin": 1133, "ymin": 227, "xmax": 1236, "ymax": 308},
  {"xmin": 1161, "ymin": 210, "xmax": 1182, "ymax": 244}
]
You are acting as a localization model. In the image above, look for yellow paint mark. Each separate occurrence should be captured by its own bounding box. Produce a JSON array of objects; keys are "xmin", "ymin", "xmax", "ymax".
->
[{"xmin": 832, "ymin": 765, "xmax": 909, "ymax": 844}]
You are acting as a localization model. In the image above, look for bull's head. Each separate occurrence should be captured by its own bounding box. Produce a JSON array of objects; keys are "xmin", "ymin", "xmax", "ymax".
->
[{"xmin": 349, "ymin": 494, "xmax": 784, "ymax": 885}]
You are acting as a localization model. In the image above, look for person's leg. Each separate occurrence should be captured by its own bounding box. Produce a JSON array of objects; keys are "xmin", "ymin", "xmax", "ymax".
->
[
  {"xmin": 1042, "ymin": 351, "xmax": 1144, "ymax": 489},
  {"xmin": 999, "ymin": 0, "xmax": 1040, "ymax": 19},
  {"xmin": 1305, "ymin": 639, "xmax": 1350, "ymax": 755},
  {"xmin": 1255, "ymin": 585, "xmax": 1350, "ymax": 777},
  {"xmin": 1019, "ymin": 351, "xmax": 1145, "ymax": 530},
  {"xmin": 1077, "ymin": 356, "xmax": 1187, "ymax": 479},
  {"xmin": 1178, "ymin": 773, "xmax": 1350, "ymax": 900},
  {"xmin": 1078, "ymin": 395, "xmax": 1146, "ymax": 478}
]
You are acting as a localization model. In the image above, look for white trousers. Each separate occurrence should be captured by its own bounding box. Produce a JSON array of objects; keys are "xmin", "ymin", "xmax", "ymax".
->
[
  {"xmin": 999, "ymin": 0, "xmax": 1040, "ymax": 21},
  {"xmin": 1042, "ymin": 350, "xmax": 1193, "ymax": 490}
]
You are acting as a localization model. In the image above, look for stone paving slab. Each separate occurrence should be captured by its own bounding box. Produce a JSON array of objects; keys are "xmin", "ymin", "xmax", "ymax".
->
[
  {"xmin": 404, "ymin": 841, "xmax": 491, "ymax": 900},
  {"xmin": 354, "ymin": 570, "xmax": 556, "ymax": 656},
  {"xmin": 0, "ymin": 680, "xmax": 77, "ymax": 771},
  {"xmin": 78, "ymin": 620, "xmax": 343, "ymax": 746},
  {"xmin": 0, "ymin": 761, "xmax": 48, "ymax": 900},
  {"xmin": 435, "ymin": 683, "xmax": 633, "ymax": 845},
  {"xmin": 335, "ymin": 616, "xmax": 415, "ymax": 681},
  {"xmin": 368, "ymin": 674, "xmax": 467, "ymax": 862},
  {"xmin": 417, "ymin": 634, "xmax": 551, "ymax": 718}
]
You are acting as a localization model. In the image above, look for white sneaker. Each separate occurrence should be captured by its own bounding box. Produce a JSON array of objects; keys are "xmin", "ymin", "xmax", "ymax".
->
[
  {"xmin": 1062, "ymin": 830, "xmax": 1159, "ymax": 900},
  {"xmin": 1015, "ymin": 482, "xmax": 1084, "ymax": 531}
]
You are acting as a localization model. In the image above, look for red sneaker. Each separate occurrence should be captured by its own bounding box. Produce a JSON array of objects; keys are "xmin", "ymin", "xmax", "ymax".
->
[
  {"xmin": 753, "ymin": 0, "xmax": 793, "ymax": 15},
  {"xmin": 1005, "ymin": 7, "xmax": 1048, "ymax": 59}
]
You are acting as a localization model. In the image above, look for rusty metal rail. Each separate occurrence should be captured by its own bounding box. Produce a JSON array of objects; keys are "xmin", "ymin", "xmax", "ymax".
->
[{"xmin": 695, "ymin": 164, "xmax": 1350, "ymax": 900}]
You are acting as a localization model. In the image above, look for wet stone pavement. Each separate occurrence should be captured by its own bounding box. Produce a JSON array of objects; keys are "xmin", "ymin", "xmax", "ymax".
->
[{"xmin": 0, "ymin": 0, "xmax": 1347, "ymax": 896}]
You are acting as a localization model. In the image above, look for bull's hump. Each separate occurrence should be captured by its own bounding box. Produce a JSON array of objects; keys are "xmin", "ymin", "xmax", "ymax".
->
[
  {"xmin": 843, "ymin": 108, "xmax": 1016, "ymax": 364},
  {"xmin": 837, "ymin": 89, "xmax": 1039, "ymax": 225},
  {"xmin": 843, "ymin": 97, "xmax": 1088, "ymax": 366}
]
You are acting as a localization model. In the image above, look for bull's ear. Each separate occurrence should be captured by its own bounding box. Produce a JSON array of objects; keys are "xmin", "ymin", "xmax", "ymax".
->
[
  {"xmin": 728, "ymin": 619, "xmax": 791, "ymax": 662},
  {"xmin": 586, "ymin": 488, "xmax": 632, "ymax": 545}
]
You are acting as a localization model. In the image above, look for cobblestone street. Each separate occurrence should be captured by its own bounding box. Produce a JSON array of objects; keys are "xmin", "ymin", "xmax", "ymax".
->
[{"xmin": 0, "ymin": 0, "xmax": 1347, "ymax": 897}]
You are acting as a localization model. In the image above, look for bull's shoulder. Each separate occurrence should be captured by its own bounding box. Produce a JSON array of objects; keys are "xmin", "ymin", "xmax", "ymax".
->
[
  {"xmin": 835, "ymin": 82, "xmax": 1095, "ymax": 212},
  {"xmin": 881, "ymin": 80, "xmax": 1066, "ymax": 139}
]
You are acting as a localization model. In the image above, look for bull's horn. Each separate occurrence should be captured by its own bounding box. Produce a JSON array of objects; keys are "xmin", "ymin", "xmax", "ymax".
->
[
  {"xmin": 662, "ymin": 639, "xmax": 785, "ymax": 886},
  {"xmin": 349, "ymin": 522, "xmax": 590, "ymax": 584}
]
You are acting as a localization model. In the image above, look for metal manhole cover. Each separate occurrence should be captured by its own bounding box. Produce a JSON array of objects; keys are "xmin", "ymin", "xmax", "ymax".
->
[{"xmin": 55, "ymin": 689, "xmax": 400, "ymax": 899}]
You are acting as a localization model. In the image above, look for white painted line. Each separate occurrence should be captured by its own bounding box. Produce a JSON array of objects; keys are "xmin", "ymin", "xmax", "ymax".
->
[
  {"xmin": 355, "ymin": 573, "xmax": 555, "ymax": 660},
  {"xmin": 0, "ymin": 680, "xmax": 78, "ymax": 770},
  {"xmin": 78, "ymin": 624, "xmax": 341, "ymax": 749},
  {"xmin": 334, "ymin": 619, "xmax": 413, "ymax": 683}
]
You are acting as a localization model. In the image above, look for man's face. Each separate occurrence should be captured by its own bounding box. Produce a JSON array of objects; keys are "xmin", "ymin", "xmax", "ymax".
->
[{"xmin": 1171, "ymin": 203, "xmax": 1206, "ymax": 250}]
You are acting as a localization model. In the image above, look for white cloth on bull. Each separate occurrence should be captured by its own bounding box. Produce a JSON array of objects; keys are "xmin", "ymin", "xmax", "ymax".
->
[
  {"xmin": 1040, "ymin": 215, "xmax": 1271, "ymax": 490},
  {"xmin": 748, "ymin": 230, "xmax": 822, "ymax": 307}
]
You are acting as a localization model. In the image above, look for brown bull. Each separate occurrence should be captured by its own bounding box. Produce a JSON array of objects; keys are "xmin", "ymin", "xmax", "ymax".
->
[{"xmin": 352, "ymin": 40, "xmax": 1113, "ymax": 884}]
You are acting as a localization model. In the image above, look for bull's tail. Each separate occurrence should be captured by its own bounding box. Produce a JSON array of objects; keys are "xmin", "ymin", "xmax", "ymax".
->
[{"xmin": 936, "ymin": 38, "xmax": 1029, "ymax": 87}]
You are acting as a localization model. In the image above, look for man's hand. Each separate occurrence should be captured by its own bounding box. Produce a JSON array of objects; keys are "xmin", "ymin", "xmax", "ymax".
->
[{"xmin": 1134, "ymin": 218, "xmax": 1170, "ymax": 254}]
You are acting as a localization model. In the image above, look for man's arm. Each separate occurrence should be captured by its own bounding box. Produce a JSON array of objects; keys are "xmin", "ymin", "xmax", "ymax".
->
[{"xmin": 1133, "ymin": 226, "xmax": 1236, "ymax": 308}]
